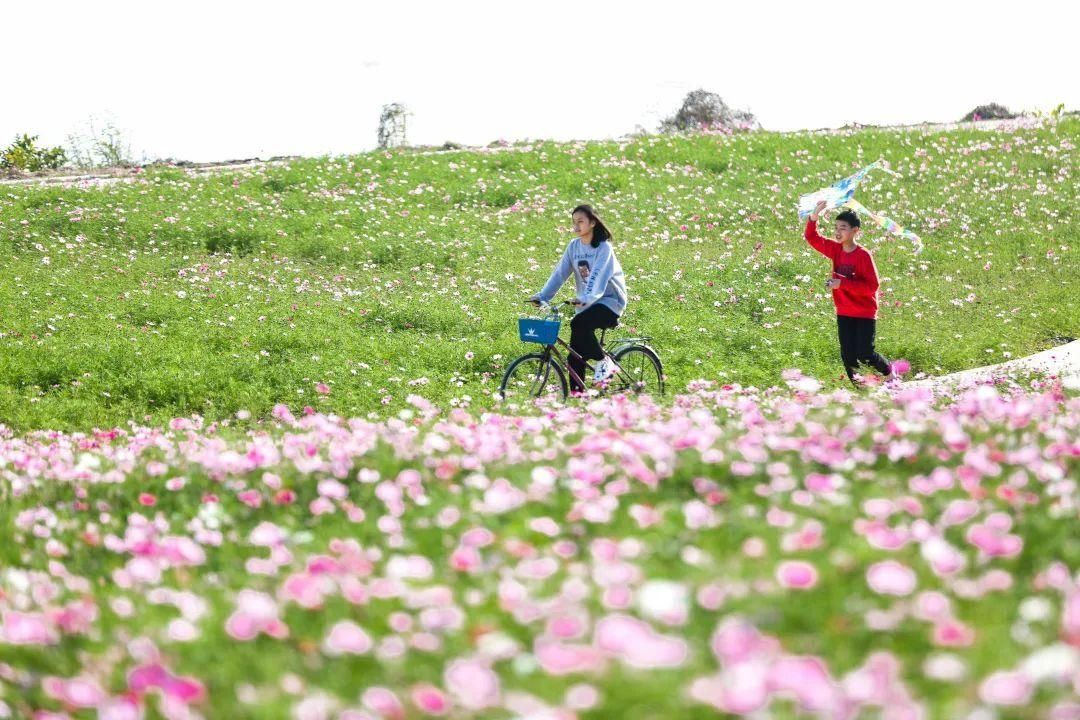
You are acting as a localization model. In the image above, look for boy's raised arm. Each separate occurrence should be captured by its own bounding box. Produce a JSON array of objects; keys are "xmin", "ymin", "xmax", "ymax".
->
[{"xmin": 805, "ymin": 200, "xmax": 838, "ymax": 259}]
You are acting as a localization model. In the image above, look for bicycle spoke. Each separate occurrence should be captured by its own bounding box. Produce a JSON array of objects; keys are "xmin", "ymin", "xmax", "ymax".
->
[
  {"xmin": 608, "ymin": 346, "xmax": 662, "ymax": 395},
  {"xmin": 500, "ymin": 354, "xmax": 566, "ymax": 402}
]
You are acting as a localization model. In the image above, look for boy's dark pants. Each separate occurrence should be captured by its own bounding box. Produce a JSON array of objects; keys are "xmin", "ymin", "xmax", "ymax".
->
[
  {"xmin": 568, "ymin": 304, "xmax": 619, "ymax": 392},
  {"xmin": 837, "ymin": 315, "xmax": 890, "ymax": 384}
]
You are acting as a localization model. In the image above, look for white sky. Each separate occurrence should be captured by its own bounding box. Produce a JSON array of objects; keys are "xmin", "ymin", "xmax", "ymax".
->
[{"xmin": 5, "ymin": 0, "xmax": 1078, "ymax": 162}]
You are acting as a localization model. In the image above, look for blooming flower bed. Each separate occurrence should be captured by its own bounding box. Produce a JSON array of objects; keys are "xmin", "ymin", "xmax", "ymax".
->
[{"xmin": 2, "ymin": 377, "xmax": 1077, "ymax": 718}]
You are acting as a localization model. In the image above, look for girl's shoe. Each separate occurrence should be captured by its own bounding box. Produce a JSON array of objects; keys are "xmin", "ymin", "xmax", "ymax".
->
[{"xmin": 593, "ymin": 358, "xmax": 619, "ymax": 383}]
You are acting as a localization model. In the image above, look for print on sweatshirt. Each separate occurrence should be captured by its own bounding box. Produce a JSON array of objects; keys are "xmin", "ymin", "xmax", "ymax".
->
[
  {"xmin": 835, "ymin": 262, "xmax": 856, "ymax": 280},
  {"xmin": 538, "ymin": 239, "xmax": 627, "ymax": 316}
]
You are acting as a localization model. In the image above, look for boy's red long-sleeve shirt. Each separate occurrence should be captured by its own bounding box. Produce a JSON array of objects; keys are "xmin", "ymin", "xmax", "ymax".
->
[{"xmin": 805, "ymin": 219, "xmax": 880, "ymax": 319}]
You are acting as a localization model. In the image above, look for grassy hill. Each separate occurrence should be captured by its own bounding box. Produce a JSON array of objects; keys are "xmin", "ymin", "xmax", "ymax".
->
[{"xmin": 1, "ymin": 119, "xmax": 1076, "ymax": 430}]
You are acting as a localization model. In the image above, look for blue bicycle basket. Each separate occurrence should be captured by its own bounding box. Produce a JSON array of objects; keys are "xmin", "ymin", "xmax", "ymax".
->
[{"xmin": 518, "ymin": 317, "xmax": 561, "ymax": 345}]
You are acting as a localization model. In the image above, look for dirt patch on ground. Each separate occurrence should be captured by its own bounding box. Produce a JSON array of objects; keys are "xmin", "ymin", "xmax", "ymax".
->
[{"xmin": 0, "ymin": 156, "xmax": 300, "ymax": 187}]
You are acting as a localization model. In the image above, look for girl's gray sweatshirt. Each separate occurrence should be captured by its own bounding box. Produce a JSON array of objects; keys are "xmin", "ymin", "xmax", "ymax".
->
[{"xmin": 536, "ymin": 238, "xmax": 627, "ymax": 316}]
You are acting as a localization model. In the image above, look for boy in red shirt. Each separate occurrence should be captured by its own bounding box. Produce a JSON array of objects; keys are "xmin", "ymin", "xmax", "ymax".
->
[{"xmin": 806, "ymin": 199, "xmax": 894, "ymax": 385}]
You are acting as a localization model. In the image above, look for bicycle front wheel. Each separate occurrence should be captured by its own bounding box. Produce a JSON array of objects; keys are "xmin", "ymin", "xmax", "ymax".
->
[
  {"xmin": 498, "ymin": 352, "xmax": 568, "ymax": 402},
  {"xmin": 610, "ymin": 345, "xmax": 664, "ymax": 396}
]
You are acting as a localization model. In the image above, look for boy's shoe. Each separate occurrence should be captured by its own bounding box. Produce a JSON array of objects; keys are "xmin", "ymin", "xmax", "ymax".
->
[{"xmin": 593, "ymin": 358, "xmax": 619, "ymax": 384}]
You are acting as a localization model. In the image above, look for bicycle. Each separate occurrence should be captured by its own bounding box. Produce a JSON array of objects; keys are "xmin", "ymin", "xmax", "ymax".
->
[{"xmin": 498, "ymin": 300, "xmax": 664, "ymax": 401}]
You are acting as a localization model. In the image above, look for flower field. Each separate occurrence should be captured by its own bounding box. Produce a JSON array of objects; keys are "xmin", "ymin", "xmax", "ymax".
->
[
  {"xmin": 0, "ymin": 118, "xmax": 1077, "ymax": 718},
  {"xmin": 2, "ymin": 376, "xmax": 1078, "ymax": 718}
]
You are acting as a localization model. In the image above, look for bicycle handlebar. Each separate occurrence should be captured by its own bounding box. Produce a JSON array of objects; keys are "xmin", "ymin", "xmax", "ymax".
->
[{"xmin": 525, "ymin": 299, "xmax": 577, "ymax": 309}]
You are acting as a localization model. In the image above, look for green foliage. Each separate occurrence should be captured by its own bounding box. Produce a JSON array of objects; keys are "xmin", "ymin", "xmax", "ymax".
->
[{"xmin": 0, "ymin": 134, "xmax": 67, "ymax": 172}]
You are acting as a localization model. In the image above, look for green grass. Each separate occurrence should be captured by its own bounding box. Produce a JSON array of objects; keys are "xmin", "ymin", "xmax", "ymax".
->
[{"xmin": 0, "ymin": 120, "xmax": 1076, "ymax": 431}]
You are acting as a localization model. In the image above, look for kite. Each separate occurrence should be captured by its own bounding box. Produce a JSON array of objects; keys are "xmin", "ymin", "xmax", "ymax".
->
[{"xmin": 797, "ymin": 160, "xmax": 924, "ymax": 254}]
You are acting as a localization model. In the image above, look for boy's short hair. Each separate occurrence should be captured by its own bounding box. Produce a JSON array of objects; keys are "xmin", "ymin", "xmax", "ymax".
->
[{"xmin": 836, "ymin": 209, "xmax": 861, "ymax": 228}]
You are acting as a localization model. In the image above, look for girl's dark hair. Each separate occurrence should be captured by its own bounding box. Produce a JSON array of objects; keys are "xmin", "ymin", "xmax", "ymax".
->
[{"xmin": 572, "ymin": 204, "xmax": 612, "ymax": 248}]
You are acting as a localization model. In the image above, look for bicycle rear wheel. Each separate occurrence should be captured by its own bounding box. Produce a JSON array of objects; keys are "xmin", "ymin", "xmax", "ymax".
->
[
  {"xmin": 498, "ymin": 352, "xmax": 568, "ymax": 402},
  {"xmin": 610, "ymin": 345, "xmax": 664, "ymax": 396}
]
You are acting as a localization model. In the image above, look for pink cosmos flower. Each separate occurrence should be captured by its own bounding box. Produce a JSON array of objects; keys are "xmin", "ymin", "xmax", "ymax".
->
[
  {"xmin": 224, "ymin": 590, "xmax": 288, "ymax": 641},
  {"xmin": 966, "ymin": 521, "xmax": 1023, "ymax": 558},
  {"xmin": 691, "ymin": 662, "xmax": 770, "ymax": 714},
  {"xmin": 767, "ymin": 656, "xmax": 841, "ymax": 712},
  {"xmin": 1062, "ymin": 591, "xmax": 1080, "ymax": 645},
  {"xmin": 528, "ymin": 517, "xmax": 561, "ymax": 536},
  {"xmin": 411, "ymin": 684, "xmax": 451, "ymax": 715},
  {"xmin": 283, "ymin": 570, "xmax": 336, "ymax": 607},
  {"xmin": 710, "ymin": 618, "xmax": 770, "ymax": 665},
  {"xmin": 1, "ymin": 611, "xmax": 57, "ymax": 645},
  {"xmin": 444, "ymin": 659, "xmax": 501, "ymax": 710},
  {"xmin": 979, "ymin": 671, "xmax": 1033, "ymax": 705},
  {"xmin": 482, "ymin": 478, "xmax": 526, "ymax": 513},
  {"xmin": 932, "ymin": 619, "xmax": 976, "ymax": 647},
  {"xmin": 866, "ymin": 561, "xmax": 918, "ymax": 596},
  {"xmin": 324, "ymin": 621, "xmax": 373, "ymax": 655},
  {"xmin": 249, "ymin": 521, "xmax": 286, "ymax": 547},
  {"xmin": 535, "ymin": 639, "xmax": 607, "ymax": 675},
  {"xmin": 362, "ymin": 687, "xmax": 405, "ymax": 720},
  {"xmin": 128, "ymin": 663, "xmax": 206, "ymax": 704},
  {"xmin": 449, "ymin": 545, "xmax": 482, "ymax": 573},
  {"xmin": 776, "ymin": 561, "xmax": 819, "ymax": 590},
  {"xmin": 42, "ymin": 675, "xmax": 107, "ymax": 708},
  {"xmin": 565, "ymin": 684, "xmax": 600, "ymax": 710},
  {"xmin": 913, "ymin": 591, "xmax": 953, "ymax": 622},
  {"xmin": 595, "ymin": 614, "xmax": 688, "ymax": 668},
  {"xmin": 804, "ymin": 473, "xmax": 840, "ymax": 493}
]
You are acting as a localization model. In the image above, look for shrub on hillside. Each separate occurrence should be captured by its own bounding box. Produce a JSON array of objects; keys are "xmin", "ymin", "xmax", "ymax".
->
[
  {"xmin": 0, "ymin": 134, "xmax": 67, "ymax": 172},
  {"xmin": 960, "ymin": 103, "xmax": 1017, "ymax": 122},
  {"xmin": 660, "ymin": 89, "xmax": 759, "ymax": 134}
]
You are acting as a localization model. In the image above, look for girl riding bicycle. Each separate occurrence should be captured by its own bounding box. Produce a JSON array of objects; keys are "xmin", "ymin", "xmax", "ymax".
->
[{"xmin": 529, "ymin": 204, "xmax": 627, "ymax": 393}]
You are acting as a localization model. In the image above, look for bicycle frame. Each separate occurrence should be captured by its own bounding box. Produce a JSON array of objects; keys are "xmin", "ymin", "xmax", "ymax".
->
[
  {"xmin": 539, "ymin": 329, "xmax": 643, "ymax": 393},
  {"xmin": 525, "ymin": 300, "xmax": 655, "ymax": 394}
]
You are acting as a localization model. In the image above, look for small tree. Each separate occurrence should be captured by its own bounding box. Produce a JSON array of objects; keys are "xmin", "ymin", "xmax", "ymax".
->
[
  {"xmin": 66, "ymin": 116, "xmax": 137, "ymax": 169},
  {"xmin": 1, "ymin": 134, "xmax": 67, "ymax": 172},
  {"xmin": 661, "ymin": 89, "xmax": 759, "ymax": 133},
  {"xmin": 377, "ymin": 103, "xmax": 409, "ymax": 149},
  {"xmin": 960, "ymin": 103, "xmax": 1017, "ymax": 122}
]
